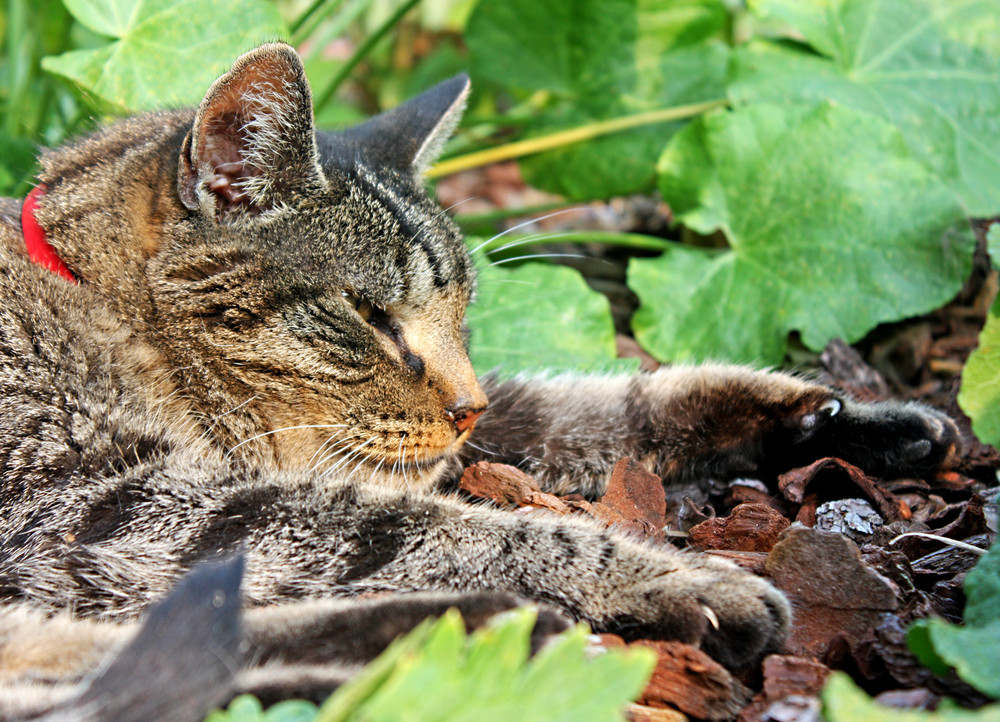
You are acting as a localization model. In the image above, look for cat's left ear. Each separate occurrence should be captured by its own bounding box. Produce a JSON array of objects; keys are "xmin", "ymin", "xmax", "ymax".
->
[
  {"xmin": 178, "ymin": 43, "xmax": 326, "ymax": 222},
  {"xmin": 338, "ymin": 74, "xmax": 470, "ymax": 175}
]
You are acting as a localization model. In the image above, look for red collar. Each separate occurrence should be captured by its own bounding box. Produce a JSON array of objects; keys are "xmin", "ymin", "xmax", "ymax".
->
[{"xmin": 22, "ymin": 185, "xmax": 77, "ymax": 283}]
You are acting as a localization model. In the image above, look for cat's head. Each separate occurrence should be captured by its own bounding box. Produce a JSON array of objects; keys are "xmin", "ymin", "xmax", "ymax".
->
[{"xmin": 149, "ymin": 43, "xmax": 487, "ymax": 488}]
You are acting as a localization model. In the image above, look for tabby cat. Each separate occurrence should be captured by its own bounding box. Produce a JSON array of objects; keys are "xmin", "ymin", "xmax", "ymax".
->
[{"xmin": 0, "ymin": 44, "xmax": 960, "ymax": 720}]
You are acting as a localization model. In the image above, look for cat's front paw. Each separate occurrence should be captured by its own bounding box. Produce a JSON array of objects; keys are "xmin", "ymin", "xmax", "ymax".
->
[
  {"xmin": 797, "ymin": 396, "xmax": 962, "ymax": 478},
  {"xmin": 593, "ymin": 551, "xmax": 789, "ymax": 670}
]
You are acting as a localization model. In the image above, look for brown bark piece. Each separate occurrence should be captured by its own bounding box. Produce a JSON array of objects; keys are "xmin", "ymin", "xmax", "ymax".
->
[
  {"xmin": 738, "ymin": 652, "xmax": 830, "ymax": 722},
  {"xmin": 930, "ymin": 493, "xmax": 988, "ymax": 540},
  {"xmin": 459, "ymin": 461, "xmax": 540, "ymax": 506},
  {"xmin": 932, "ymin": 471, "xmax": 976, "ymax": 491},
  {"xmin": 596, "ymin": 633, "xmax": 627, "ymax": 648},
  {"xmin": 626, "ymin": 704, "xmax": 688, "ymax": 722},
  {"xmin": 574, "ymin": 501, "xmax": 641, "ymax": 536},
  {"xmin": 794, "ymin": 493, "xmax": 819, "ymax": 527},
  {"xmin": 727, "ymin": 484, "xmax": 790, "ymax": 515},
  {"xmin": 600, "ymin": 457, "xmax": 667, "ymax": 528},
  {"xmin": 760, "ymin": 655, "xmax": 831, "ymax": 700},
  {"xmin": 703, "ymin": 550, "xmax": 769, "ymax": 574},
  {"xmin": 632, "ymin": 640, "xmax": 752, "ymax": 721},
  {"xmin": 874, "ymin": 688, "xmax": 938, "ymax": 710},
  {"xmin": 765, "ymin": 527, "xmax": 899, "ymax": 660},
  {"xmin": 818, "ymin": 338, "xmax": 892, "ymax": 402},
  {"xmin": 778, "ymin": 457, "xmax": 911, "ymax": 523},
  {"xmin": 688, "ymin": 503, "xmax": 790, "ymax": 552},
  {"xmin": 459, "ymin": 462, "xmax": 570, "ymax": 513}
]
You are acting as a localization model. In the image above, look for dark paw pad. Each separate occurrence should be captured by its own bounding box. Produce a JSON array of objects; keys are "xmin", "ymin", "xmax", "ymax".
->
[{"xmin": 821, "ymin": 399, "xmax": 962, "ymax": 477}]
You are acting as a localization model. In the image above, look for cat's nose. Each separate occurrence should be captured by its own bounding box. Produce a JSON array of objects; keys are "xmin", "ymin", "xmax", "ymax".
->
[{"xmin": 447, "ymin": 405, "xmax": 486, "ymax": 434}]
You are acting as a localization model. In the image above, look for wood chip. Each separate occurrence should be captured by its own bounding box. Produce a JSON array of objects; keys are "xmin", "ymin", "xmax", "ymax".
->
[
  {"xmin": 627, "ymin": 704, "xmax": 688, "ymax": 722},
  {"xmin": 688, "ymin": 503, "xmax": 790, "ymax": 552},
  {"xmin": 765, "ymin": 527, "xmax": 899, "ymax": 660},
  {"xmin": 459, "ymin": 462, "xmax": 570, "ymax": 513},
  {"xmin": 703, "ymin": 550, "xmax": 769, "ymax": 574},
  {"xmin": 760, "ymin": 655, "xmax": 831, "ymax": 700},
  {"xmin": 631, "ymin": 640, "xmax": 752, "ymax": 721},
  {"xmin": 779, "ymin": 457, "xmax": 911, "ymax": 523},
  {"xmin": 600, "ymin": 457, "xmax": 667, "ymax": 528}
]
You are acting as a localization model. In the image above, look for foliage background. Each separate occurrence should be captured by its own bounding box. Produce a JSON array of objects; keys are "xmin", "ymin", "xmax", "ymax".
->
[{"xmin": 1, "ymin": 0, "xmax": 999, "ymax": 718}]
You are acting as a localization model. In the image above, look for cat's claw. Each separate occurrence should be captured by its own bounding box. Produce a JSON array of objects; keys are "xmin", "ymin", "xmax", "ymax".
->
[
  {"xmin": 701, "ymin": 603, "xmax": 720, "ymax": 631},
  {"xmin": 820, "ymin": 398, "xmax": 842, "ymax": 417}
]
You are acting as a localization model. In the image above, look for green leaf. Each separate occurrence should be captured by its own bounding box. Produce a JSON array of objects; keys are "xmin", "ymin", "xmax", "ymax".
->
[
  {"xmin": 916, "ymin": 617, "xmax": 1000, "ymax": 699},
  {"xmin": 264, "ymin": 701, "xmax": 320, "ymax": 722},
  {"xmin": 907, "ymin": 545, "xmax": 1000, "ymax": 699},
  {"xmin": 466, "ymin": 0, "xmax": 637, "ymax": 98},
  {"xmin": 959, "ymin": 295, "xmax": 1000, "ymax": 446},
  {"xmin": 308, "ymin": 607, "xmax": 655, "ymax": 722},
  {"xmin": 465, "ymin": 0, "xmax": 728, "ymax": 200},
  {"xmin": 206, "ymin": 694, "xmax": 266, "ymax": 721},
  {"xmin": 922, "ymin": 0, "xmax": 1000, "ymax": 57},
  {"xmin": 822, "ymin": 672, "xmax": 1000, "ymax": 722},
  {"xmin": 964, "ymin": 541, "xmax": 1000, "ymax": 629},
  {"xmin": 340, "ymin": 608, "xmax": 656, "ymax": 722},
  {"xmin": 518, "ymin": 42, "xmax": 730, "ymax": 201},
  {"xmin": 906, "ymin": 620, "xmax": 953, "ymax": 677},
  {"xmin": 315, "ymin": 616, "xmax": 440, "ymax": 722},
  {"xmin": 42, "ymin": 0, "xmax": 286, "ymax": 112},
  {"xmin": 731, "ymin": 0, "xmax": 1000, "ymax": 217},
  {"xmin": 962, "ymin": 225, "xmax": 1000, "ymax": 446},
  {"xmin": 988, "ymin": 224, "xmax": 1000, "ymax": 268},
  {"xmin": 467, "ymin": 261, "xmax": 636, "ymax": 376},
  {"xmin": 631, "ymin": 102, "xmax": 974, "ymax": 364}
]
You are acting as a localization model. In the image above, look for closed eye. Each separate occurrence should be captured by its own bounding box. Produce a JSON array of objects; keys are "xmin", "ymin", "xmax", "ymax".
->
[{"xmin": 341, "ymin": 290, "xmax": 393, "ymax": 336}]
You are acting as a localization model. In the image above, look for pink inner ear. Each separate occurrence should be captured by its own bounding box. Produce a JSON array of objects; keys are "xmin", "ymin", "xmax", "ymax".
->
[
  {"xmin": 189, "ymin": 47, "xmax": 311, "ymax": 219},
  {"xmin": 201, "ymin": 113, "xmax": 266, "ymax": 216}
]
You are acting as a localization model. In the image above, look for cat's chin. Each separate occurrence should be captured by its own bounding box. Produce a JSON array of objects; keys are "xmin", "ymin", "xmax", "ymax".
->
[
  {"xmin": 340, "ymin": 454, "xmax": 449, "ymax": 492},
  {"xmin": 302, "ymin": 442, "xmax": 456, "ymax": 491}
]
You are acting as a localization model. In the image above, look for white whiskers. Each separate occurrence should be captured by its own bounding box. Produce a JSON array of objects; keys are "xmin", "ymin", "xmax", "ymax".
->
[
  {"xmin": 227, "ymin": 423, "xmax": 349, "ymax": 455},
  {"xmin": 468, "ymin": 207, "xmax": 585, "ymax": 255}
]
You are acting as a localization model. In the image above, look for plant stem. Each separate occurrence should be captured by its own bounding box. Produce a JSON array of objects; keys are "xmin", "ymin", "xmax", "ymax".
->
[
  {"xmin": 473, "ymin": 231, "xmax": 675, "ymax": 256},
  {"xmin": 293, "ymin": 0, "xmax": 350, "ymax": 44},
  {"xmin": 313, "ymin": 0, "xmax": 422, "ymax": 111},
  {"xmin": 5, "ymin": 0, "xmax": 31, "ymax": 136},
  {"xmin": 427, "ymin": 99, "xmax": 727, "ymax": 178},
  {"xmin": 291, "ymin": 0, "xmax": 328, "ymax": 35},
  {"xmin": 455, "ymin": 202, "xmax": 574, "ymax": 228}
]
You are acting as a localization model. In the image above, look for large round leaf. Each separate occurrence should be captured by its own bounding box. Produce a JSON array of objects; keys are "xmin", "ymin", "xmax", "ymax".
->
[
  {"xmin": 959, "ymin": 249, "xmax": 1000, "ymax": 448},
  {"xmin": 732, "ymin": 0, "xmax": 1000, "ymax": 217},
  {"xmin": 518, "ymin": 42, "xmax": 729, "ymax": 201},
  {"xmin": 630, "ymin": 102, "xmax": 974, "ymax": 364},
  {"xmin": 465, "ymin": 0, "xmax": 728, "ymax": 201},
  {"xmin": 466, "ymin": 262, "xmax": 631, "ymax": 376},
  {"xmin": 43, "ymin": 0, "xmax": 286, "ymax": 112}
]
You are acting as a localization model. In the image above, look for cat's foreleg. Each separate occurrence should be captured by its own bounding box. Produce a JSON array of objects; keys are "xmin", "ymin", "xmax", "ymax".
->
[
  {"xmin": 461, "ymin": 364, "xmax": 961, "ymax": 495},
  {"xmin": 7, "ymin": 467, "xmax": 787, "ymax": 670},
  {"xmin": 322, "ymin": 490, "xmax": 790, "ymax": 670}
]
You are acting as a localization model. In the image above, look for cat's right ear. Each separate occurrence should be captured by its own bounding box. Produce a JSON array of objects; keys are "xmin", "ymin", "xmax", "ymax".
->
[{"xmin": 178, "ymin": 43, "xmax": 326, "ymax": 223}]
